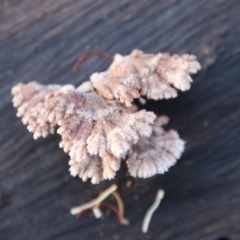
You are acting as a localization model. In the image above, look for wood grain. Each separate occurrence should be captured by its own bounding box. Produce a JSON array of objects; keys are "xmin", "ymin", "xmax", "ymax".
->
[{"xmin": 0, "ymin": 0, "xmax": 240, "ymax": 239}]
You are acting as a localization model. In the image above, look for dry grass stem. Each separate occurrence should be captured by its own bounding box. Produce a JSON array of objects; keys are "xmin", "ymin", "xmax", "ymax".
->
[
  {"xmin": 142, "ymin": 189, "xmax": 165, "ymax": 233},
  {"xmin": 112, "ymin": 191, "xmax": 124, "ymax": 216},
  {"xmin": 70, "ymin": 184, "xmax": 117, "ymax": 215}
]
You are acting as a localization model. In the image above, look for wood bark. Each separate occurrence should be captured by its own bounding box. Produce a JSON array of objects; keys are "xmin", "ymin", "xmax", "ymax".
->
[{"xmin": 0, "ymin": 1, "xmax": 240, "ymax": 239}]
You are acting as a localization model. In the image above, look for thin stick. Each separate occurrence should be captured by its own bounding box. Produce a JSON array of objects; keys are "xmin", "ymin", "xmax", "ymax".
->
[
  {"xmin": 142, "ymin": 189, "xmax": 165, "ymax": 233},
  {"xmin": 75, "ymin": 201, "xmax": 127, "ymax": 225},
  {"xmin": 70, "ymin": 184, "xmax": 117, "ymax": 215},
  {"xmin": 112, "ymin": 191, "xmax": 124, "ymax": 216},
  {"xmin": 100, "ymin": 202, "xmax": 128, "ymax": 225},
  {"xmin": 75, "ymin": 208, "xmax": 91, "ymax": 218},
  {"xmin": 72, "ymin": 50, "xmax": 113, "ymax": 72}
]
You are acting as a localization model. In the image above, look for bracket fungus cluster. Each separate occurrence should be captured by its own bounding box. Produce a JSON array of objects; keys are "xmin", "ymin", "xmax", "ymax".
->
[{"xmin": 12, "ymin": 49, "xmax": 201, "ymax": 184}]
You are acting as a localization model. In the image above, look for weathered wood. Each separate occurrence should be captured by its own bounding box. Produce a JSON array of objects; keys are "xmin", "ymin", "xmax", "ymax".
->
[{"xmin": 0, "ymin": 0, "xmax": 240, "ymax": 239}]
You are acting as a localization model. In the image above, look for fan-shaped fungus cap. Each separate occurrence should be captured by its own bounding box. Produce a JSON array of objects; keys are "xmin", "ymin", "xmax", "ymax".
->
[
  {"xmin": 11, "ymin": 49, "xmax": 200, "ymax": 184},
  {"xmin": 91, "ymin": 49, "xmax": 201, "ymax": 107},
  {"xmin": 126, "ymin": 116, "xmax": 185, "ymax": 178}
]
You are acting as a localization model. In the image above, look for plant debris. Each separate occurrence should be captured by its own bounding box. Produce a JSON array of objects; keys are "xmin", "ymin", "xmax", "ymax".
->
[
  {"xmin": 71, "ymin": 184, "xmax": 128, "ymax": 225},
  {"xmin": 142, "ymin": 189, "xmax": 165, "ymax": 233}
]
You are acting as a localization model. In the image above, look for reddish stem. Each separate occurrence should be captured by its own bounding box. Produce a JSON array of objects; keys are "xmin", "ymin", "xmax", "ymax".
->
[
  {"xmin": 100, "ymin": 202, "xmax": 124, "ymax": 225},
  {"xmin": 72, "ymin": 50, "xmax": 113, "ymax": 72},
  {"xmin": 74, "ymin": 202, "xmax": 125, "ymax": 225},
  {"xmin": 75, "ymin": 207, "xmax": 92, "ymax": 218}
]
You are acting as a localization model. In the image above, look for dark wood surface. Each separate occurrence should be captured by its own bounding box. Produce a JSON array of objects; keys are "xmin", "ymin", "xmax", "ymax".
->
[{"xmin": 1, "ymin": 1, "xmax": 240, "ymax": 239}]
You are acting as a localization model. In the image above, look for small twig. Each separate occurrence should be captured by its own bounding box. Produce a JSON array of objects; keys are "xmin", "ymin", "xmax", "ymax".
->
[
  {"xmin": 75, "ymin": 208, "xmax": 91, "ymax": 218},
  {"xmin": 72, "ymin": 50, "xmax": 113, "ymax": 72},
  {"xmin": 71, "ymin": 185, "xmax": 129, "ymax": 225},
  {"xmin": 100, "ymin": 202, "xmax": 129, "ymax": 225},
  {"xmin": 142, "ymin": 189, "xmax": 165, "ymax": 233},
  {"xmin": 75, "ymin": 201, "xmax": 128, "ymax": 225},
  {"xmin": 112, "ymin": 191, "xmax": 129, "ymax": 225},
  {"xmin": 112, "ymin": 191, "xmax": 124, "ymax": 216},
  {"xmin": 70, "ymin": 184, "xmax": 117, "ymax": 215}
]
